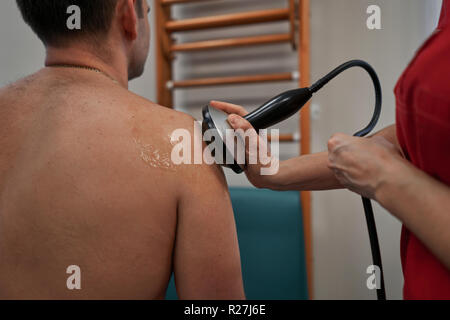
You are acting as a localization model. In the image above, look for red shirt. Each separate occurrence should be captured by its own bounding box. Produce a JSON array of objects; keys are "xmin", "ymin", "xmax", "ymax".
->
[{"xmin": 394, "ymin": 0, "xmax": 450, "ymax": 299}]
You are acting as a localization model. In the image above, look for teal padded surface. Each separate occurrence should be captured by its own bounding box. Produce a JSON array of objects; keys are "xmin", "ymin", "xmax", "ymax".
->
[{"xmin": 165, "ymin": 187, "xmax": 308, "ymax": 300}]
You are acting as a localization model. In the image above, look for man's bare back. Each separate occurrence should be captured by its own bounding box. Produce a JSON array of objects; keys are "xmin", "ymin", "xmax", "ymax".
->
[{"xmin": 0, "ymin": 68, "xmax": 245, "ymax": 299}]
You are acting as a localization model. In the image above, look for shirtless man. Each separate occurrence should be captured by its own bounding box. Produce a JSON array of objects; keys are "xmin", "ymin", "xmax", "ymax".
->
[{"xmin": 0, "ymin": 0, "xmax": 245, "ymax": 299}]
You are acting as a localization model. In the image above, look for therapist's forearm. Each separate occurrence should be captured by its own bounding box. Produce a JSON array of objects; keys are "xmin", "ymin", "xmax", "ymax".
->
[
  {"xmin": 270, "ymin": 125, "xmax": 398, "ymax": 191},
  {"xmin": 368, "ymin": 124, "xmax": 398, "ymax": 146},
  {"xmin": 375, "ymin": 159, "xmax": 450, "ymax": 270},
  {"xmin": 271, "ymin": 152, "xmax": 342, "ymax": 191}
]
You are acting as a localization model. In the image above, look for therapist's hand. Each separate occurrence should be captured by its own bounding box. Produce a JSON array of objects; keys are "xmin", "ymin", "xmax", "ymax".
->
[
  {"xmin": 209, "ymin": 101, "xmax": 280, "ymax": 189},
  {"xmin": 327, "ymin": 133, "xmax": 404, "ymax": 200}
]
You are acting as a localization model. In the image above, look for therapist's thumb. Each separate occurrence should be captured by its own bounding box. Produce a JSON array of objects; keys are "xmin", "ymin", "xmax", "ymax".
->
[{"xmin": 227, "ymin": 114, "xmax": 254, "ymax": 132}]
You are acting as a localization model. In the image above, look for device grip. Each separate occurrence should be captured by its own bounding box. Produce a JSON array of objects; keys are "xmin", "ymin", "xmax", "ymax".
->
[{"xmin": 243, "ymin": 88, "xmax": 312, "ymax": 130}]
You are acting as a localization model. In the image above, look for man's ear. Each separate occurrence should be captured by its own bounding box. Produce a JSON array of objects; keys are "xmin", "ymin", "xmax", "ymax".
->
[{"xmin": 119, "ymin": 0, "xmax": 139, "ymax": 41}]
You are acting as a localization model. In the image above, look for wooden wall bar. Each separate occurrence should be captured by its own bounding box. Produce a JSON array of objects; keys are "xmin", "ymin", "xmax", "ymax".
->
[
  {"xmin": 161, "ymin": 0, "xmax": 214, "ymax": 6},
  {"xmin": 171, "ymin": 33, "xmax": 292, "ymax": 53},
  {"xmin": 299, "ymin": 0, "xmax": 313, "ymax": 300},
  {"xmin": 268, "ymin": 133, "xmax": 299, "ymax": 143},
  {"xmin": 166, "ymin": 8, "xmax": 290, "ymax": 32},
  {"xmin": 171, "ymin": 73, "xmax": 294, "ymax": 89},
  {"xmin": 155, "ymin": 0, "xmax": 174, "ymax": 107}
]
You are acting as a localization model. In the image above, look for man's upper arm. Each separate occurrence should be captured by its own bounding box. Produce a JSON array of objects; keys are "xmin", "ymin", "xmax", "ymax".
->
[{"xmin": 172, "ymin": 122, "xmax": 245, "ymax": 300}]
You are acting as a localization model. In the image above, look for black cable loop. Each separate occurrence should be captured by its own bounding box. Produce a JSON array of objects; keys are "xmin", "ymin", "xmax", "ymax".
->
[{"xmin": 311, "ymin": 60, "xmax": 386, "ymax": 300}]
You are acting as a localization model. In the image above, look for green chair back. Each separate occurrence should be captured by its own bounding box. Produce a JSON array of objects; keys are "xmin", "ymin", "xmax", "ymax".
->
[{"xmin": 165, "ymin": 187, "xmax": 308, "ymax": 300}]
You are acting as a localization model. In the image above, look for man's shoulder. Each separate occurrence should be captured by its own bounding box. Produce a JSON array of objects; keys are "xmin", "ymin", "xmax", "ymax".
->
[
  {"xmin": 0, "ymin": 74, "xmax": 35, "ymax": 97},
  {"xmin": 122, "ymin": 91, "xmax": 197, "ymax": 135}
]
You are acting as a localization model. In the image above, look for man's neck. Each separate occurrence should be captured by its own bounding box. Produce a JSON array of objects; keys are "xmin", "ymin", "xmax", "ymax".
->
[{"xmin": 45, "ymin": 44, "xmax": 129, "ymax": 89}]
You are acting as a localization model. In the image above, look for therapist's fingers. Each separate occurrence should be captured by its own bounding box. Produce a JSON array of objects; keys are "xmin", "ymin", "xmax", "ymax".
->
[
  {"xmin": 210, "ymin": 100, "xmax": 249, "ymax": 117},
  {"xmin": 227, "ymin": 114, "xmax": 261, "ymax": 157},
  {"xmin": 327, "ymin": 133, "xmax": 354, "ymax": 153},
  {"xmin": 227, "ymin": 114, "xmax": 254, "ymax": 132},
  {"xmin": 227, "ymin": 114, "xmax": 273, "ymax": 176}
]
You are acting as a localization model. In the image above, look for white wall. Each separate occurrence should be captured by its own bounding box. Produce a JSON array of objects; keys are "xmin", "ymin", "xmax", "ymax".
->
[
  {"xmin": 0, "ymin": 1, "xmax": 44, "ymax": 86},
  {"xmin": 0, "ymin": 0, "xmax": 442, "ymax": 300}
]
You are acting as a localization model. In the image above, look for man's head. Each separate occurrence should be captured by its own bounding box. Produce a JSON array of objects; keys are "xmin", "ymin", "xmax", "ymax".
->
[{"xmin": 16, "ymin": 0, "xmax": 151, "ymax": 79}]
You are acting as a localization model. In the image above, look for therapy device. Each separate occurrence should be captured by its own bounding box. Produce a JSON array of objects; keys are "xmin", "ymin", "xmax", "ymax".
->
[{"xmin": 202, "ymin": 60, "xmax": 386, "ymax": 300}]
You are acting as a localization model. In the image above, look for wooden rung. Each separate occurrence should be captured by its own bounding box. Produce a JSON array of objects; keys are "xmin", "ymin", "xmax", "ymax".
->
[
  {"xmin": 170, "ymin": 73, "xmax": 295, "ymax": 88},
  {"xmin": 171, "ymin": 33, "xmax": 292, "ymax": 53},
  {"xmin": 268, "ymin": 133, "xmax": 300, "ymax": 142},
  {"xmin": 161, "ymin": 0, "xmax": 214, "ymax": 5},
  {"xmin": 166, "ymin": 8, "xmax": 290, "ymax": 32}
]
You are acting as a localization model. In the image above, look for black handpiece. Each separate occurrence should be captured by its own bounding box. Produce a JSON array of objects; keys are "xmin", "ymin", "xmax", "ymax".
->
[{"xmin": 244, "ymin": 88, "xmax": 312, "ymax": 130}]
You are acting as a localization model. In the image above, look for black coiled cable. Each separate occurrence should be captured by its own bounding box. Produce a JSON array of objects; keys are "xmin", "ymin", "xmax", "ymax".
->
[{"xmin": 310, "ymin": 60, "xmax": 386, "ymax": 300}]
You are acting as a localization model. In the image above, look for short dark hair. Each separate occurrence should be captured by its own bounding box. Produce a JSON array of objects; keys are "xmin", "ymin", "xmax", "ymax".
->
[{"xmin": 16, "ymin": 0, "xmax": 120, "ymax": 46}]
